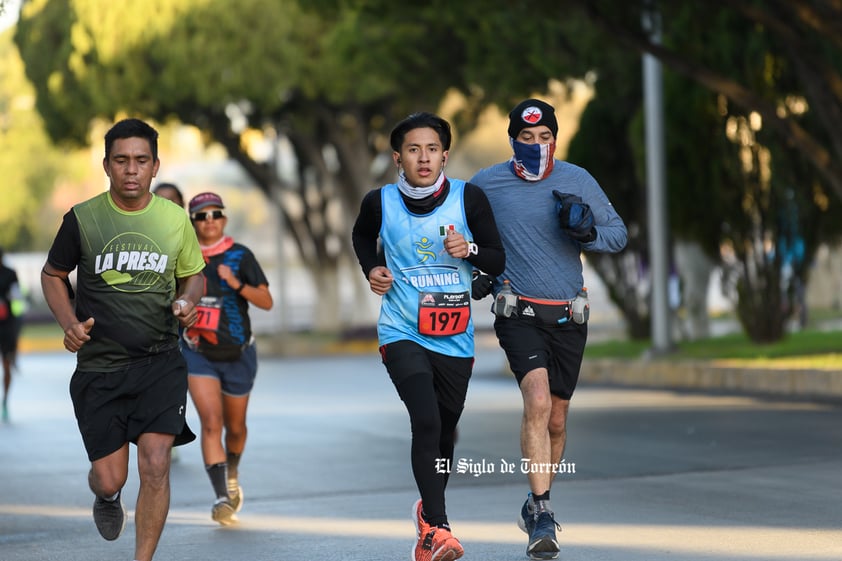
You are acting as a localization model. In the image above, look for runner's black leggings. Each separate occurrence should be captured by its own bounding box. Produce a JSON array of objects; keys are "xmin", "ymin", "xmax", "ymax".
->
[{"xmin": 395, "ymin": 372, "xmax": 462, "ymax": 528}]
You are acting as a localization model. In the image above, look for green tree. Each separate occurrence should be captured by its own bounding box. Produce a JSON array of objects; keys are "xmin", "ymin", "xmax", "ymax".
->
[
  {"xmin": 574, "ymin": 0, "xmax": 842, "ymax": 205},
  {"xmin": 425, "ymin": 0, "xmax": 842, "ymax": 342},
  {"xmin": 649, "ymin": 3, "xmax": 841, "ymax": 342},
  {"xmin": 15, "ymin": 0, "xmax": 842, "ymax": 342},
  {"xmin": 564, "ymin": 2, "xmax": 842, "ymax": 342},
  {"xmin": 0, "ymin": 27, "xmax": 61, "ymax": 251},
  {"xmin": 13, "ymin": 0, "xmax": 475, "ymax": 329}
]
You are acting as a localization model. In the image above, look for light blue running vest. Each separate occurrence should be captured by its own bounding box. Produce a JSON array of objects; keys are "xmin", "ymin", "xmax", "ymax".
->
[{"xmin": 378, "ymin": 180, "xmax": 475, "ymax": 358}]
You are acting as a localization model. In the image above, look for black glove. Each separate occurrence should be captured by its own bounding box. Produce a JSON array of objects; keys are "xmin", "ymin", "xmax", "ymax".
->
[
  {"xmin": 553, "ymin": 190, "xmax": 596, "ymax": 242},
  {"xmin": 471, "ymin": 270, "xmax": 493, "ymax": 300}
]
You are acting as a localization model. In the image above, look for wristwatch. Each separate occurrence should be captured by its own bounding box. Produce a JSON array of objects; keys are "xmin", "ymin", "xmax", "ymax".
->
[{"xmin": 467, "ymin": 242, "xmax": 478, "ymax": 256}]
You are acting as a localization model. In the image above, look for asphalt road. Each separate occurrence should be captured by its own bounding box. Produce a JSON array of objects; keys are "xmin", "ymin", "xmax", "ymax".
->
[{"xmin": 1, "ymin": 348, "xmax": 841, "ymax": 561}]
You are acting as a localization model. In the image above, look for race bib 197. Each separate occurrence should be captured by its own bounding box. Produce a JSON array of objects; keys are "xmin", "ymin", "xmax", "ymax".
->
[{"xmin": 417, "ymin": 291, "xmax": 470, "ymax": 336}]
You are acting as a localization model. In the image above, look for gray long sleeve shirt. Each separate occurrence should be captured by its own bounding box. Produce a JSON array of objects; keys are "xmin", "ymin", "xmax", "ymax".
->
[{"xmin": 470, "ymin": 160, "xmax": 627, "ymax": 300}]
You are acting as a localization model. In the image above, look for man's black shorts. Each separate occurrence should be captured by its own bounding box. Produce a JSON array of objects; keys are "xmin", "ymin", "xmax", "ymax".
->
[
  {"xmin": 70, "ymin": 347, "xmax": 195, "ymax": 461},
  {"xmin": 494, "ymin": 316, "xmax": 587, "ymax": 400},
  {"xmin": 0, "ymin": 319, "xmax": 20, "ymax": 357},
  {"xmin": 379, "ymin": 340, "xmax": 473, "ymax": 414}
]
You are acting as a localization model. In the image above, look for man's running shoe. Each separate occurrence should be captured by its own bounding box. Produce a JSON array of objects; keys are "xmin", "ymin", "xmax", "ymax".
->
[
  {"xmin": 413, "ymin": 526, "xmax": 464, "ymax": 561},
  {"xmin": 517, "ymin": 494, "xmax": 535, "ymax": 536},
  {"xmin": 526, "ymin": 511, "xmax": 561, "ymax": 560},
  {"xmin": 211, "ymin": 497, "xmax": 237, "ymax": 526},
  {"xmin": 228, "ymin": 479, "xmax": 243, "ymax": 513},
  {"xmin": 412, "ymin": 499, "xmax": 431, "ymax": 538},
  {"xmin": 92, "ymin": 492, "xmax": 127, "ymax": 541}
]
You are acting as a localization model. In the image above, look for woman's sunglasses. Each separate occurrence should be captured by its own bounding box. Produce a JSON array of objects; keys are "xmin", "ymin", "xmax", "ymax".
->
[{"xmin": 192, "ymin": 210, "xmax": 225, "ymax": 221}]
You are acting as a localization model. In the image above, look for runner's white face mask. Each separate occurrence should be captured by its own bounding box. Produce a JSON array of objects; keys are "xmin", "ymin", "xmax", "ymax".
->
[{"xmin": 397, "ymin": 169, "xmax": 446, "ymax": 199}]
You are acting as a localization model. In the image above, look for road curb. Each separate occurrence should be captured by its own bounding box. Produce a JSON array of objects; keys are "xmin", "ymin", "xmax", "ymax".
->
[
  {"xmin": 581, "ymin": 358, "xmax": 842, "ymax": 402},
  {"xmin": 22, "ymin": 334, "xmax": 842, "ymax": 403}
]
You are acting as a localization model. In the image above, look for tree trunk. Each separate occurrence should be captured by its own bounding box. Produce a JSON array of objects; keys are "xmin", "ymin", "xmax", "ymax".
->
[
  {"xmin": 674, "ymin": 239, "xmax": 714, "ymax": 340},
  {"xmin": 312, "ymin": 262, "xmax": 341, "ymax": 332},
  {"xmin": 733, "ymin": 243, "xmax": 787, "ymax": 343},
  {"xmin": 588, "ymin": 251, "xmax": 652, "ymax": 340}
]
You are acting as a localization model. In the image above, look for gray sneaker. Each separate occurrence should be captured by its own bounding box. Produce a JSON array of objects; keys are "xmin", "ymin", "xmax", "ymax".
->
[
  {"xmin": 212, "ymin": 497, "xmax": 237, "ymax": 526},
  {"xmin": 227, "ymin": 479, "xmax": 243, "ymax": 513},
  {"xmin": 92, "ymin": 493, "xmax": 127, "ymax": 541}
]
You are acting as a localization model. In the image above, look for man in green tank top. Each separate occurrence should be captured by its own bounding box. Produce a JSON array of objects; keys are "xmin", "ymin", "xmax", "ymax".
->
[{"xmin": 41, "ymin": 118, "xmax": 205, "ymax": 561}]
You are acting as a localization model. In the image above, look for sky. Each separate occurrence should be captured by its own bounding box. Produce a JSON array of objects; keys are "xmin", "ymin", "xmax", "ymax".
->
[{"xmin": 0, "ymin": 0, "xmax": 20, "ymax": 32}]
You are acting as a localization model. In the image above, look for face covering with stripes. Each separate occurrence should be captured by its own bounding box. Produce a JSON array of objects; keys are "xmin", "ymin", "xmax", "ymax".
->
[{"xmin": 509, "ymin": 138, "xmax": 556, "ymax": 182}]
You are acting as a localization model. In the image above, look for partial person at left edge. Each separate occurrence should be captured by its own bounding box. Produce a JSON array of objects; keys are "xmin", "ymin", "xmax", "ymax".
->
[
  {"xmin": 40, "ymin": 118, "xmax": 206, "ymax": 561},
  {"xmin": 0, "ymin": 246, "xmax": 25, "ymax": 422}
]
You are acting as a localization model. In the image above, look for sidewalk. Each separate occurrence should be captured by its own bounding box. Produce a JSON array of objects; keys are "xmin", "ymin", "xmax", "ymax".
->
[{"xmin": 580, "ymin": 357, "xmax": 842, "ymax": 402}]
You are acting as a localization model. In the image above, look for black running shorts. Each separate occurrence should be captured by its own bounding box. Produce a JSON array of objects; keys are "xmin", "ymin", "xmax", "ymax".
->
[
  {"xmin": 493, "ymin": 316, "xmax": 587, "ymax": 400},
  {"xmin": 70, "ymin": 347, "xmax": 196, "ymax": 461},
  {"xmin": 0, "ymin": 319, "xmax": 20, "ymax": 357}
]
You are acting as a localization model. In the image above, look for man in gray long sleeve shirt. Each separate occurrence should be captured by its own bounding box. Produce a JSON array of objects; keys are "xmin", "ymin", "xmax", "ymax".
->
[{"xmin": 470, "ymin": 98, "xmax": 627, "ymax": 561}]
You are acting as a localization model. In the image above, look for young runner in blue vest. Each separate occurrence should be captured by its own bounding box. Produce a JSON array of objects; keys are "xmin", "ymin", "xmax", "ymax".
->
[{"xmin": 352, "ymin": 112, "xmax": 505, "ymax": 561}]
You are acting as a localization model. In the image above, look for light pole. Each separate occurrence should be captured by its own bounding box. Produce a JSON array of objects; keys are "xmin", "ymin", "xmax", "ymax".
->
[{"xmin": 643, "ymin": 4, "xmax": 672, "ymax": 353}]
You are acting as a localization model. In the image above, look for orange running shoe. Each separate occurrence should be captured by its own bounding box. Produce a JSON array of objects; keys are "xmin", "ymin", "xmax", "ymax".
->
[
  {"xmin": 412, "ymin": 499, "xmax": 431, "ymax": 538},
  {"xmin": 413, "ymin": 526, "xmax": 464, "ymax": 561}
]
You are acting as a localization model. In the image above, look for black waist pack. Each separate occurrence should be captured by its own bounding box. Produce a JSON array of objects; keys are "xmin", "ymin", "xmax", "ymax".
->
[
  {"xmin": 200, "ymin": 343, "xmax": 244, "ymax": 362},
  {"xmin": 516, "ymin": 297, "xmax": 572, "ymax": 326}
]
